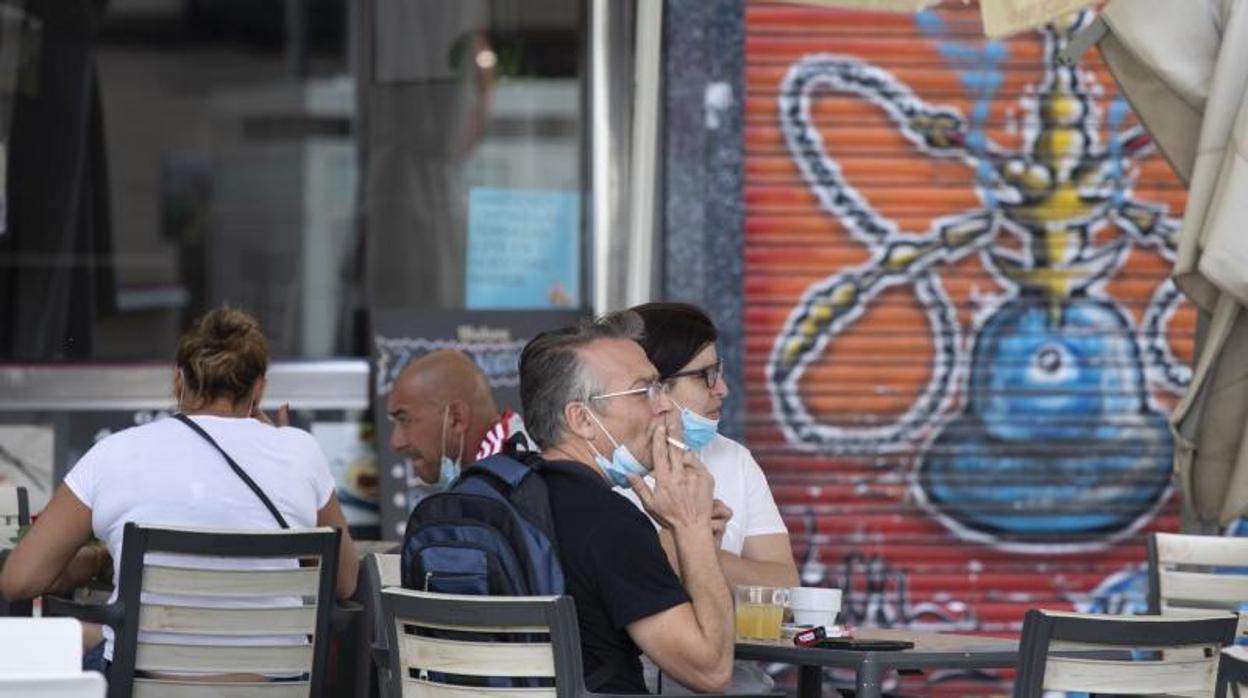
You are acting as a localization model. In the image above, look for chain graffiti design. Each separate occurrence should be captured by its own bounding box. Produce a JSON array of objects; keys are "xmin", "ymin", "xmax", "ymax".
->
[
  {"xmin": 768, "ymin": 12, "xmax": 1187, "ymax": 546},
  {"xmin": 767, "ymin": 12, "xmax": 1187, "ymax": 454}
]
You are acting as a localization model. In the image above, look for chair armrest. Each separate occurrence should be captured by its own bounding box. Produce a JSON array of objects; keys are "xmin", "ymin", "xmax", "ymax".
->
[
  {"xmin": 42, "ymin": 593, "xmax": 119, "ymax": 627},
  {"xmin": 331, "ymin": 599, "xmax": 364, "ymax": 633}
]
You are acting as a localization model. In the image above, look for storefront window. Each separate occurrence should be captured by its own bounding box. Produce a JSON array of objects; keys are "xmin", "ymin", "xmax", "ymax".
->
[
  {"xmin": 0, "ymin": 0, "xmax": 587, "ymax": 533},
  {"xmin": 0, "ymin": 0, "xmax": 585, "ymax": 361}
]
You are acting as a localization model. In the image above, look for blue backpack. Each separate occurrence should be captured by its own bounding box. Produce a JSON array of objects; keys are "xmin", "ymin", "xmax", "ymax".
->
[{"xmin": 401, "ymin": 452, "xmax": 566, "ymax": 596}]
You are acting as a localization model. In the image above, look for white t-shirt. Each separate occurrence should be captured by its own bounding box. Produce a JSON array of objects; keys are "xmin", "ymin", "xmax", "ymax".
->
[
  {"xmin": 63, "ymin": 415, "xmax": 335, "ymax": 661},
  {"xmin": 615, "ymin": 434, "xmax": 788, "ymax": 555}
]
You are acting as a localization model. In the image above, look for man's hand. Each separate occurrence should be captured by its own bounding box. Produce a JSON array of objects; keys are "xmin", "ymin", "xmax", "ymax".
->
[
  {"xmin": 628, "ymin": 425, "xmax": 715, "ymax": 532},
  {"xmin": 710, "ymin": 499, "xmax": 732, "ymax": 548}
]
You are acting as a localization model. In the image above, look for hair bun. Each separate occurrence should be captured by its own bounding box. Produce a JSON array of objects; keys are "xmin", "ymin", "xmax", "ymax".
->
[
  {"xmin": 175, "ymin": 305, "xmax": 270, "ymax": 408},
  {"xmin": 203, "ymin": 307, "xmax": 260, "ymax": 343}
]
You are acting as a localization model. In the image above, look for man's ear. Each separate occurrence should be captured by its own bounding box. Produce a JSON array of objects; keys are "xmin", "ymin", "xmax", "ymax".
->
[
  {"xmin": 562, "ymin": 401, "xmax": 596, "ymax": 442},
  {"xmin": 447, "ymin": 399, "xmax": 471, "ymax": 431}
]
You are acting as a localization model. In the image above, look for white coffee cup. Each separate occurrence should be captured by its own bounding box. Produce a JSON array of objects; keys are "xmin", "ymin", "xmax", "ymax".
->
[{"xmin": 788, "ymin": 586, "xmax": 842, "ymax": 626}]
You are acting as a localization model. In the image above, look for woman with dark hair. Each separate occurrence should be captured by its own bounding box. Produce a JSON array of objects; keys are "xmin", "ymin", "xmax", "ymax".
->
[
  {"xmin": 0, "ymin": 305, "xmax": 359, "ymax": 677},
  {"xmin": 622, "ymin": 302, "xmax": 797, "ymax": 694},
  {"xmin": 627, "ymin": 302, "xmax": 797, "ymax": 587}
]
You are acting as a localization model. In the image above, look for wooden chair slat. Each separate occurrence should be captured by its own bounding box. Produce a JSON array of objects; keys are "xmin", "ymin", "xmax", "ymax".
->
[
  {"xmin": 1154, "ymin": 532, "xmax": 1248, "ymax": 568},
  {"xmin": 135, "ymin": 641, "xmax": 313, "ymax": 674},
  {"xmin": 142, "ymin": 566, "xmax": 320, "ymax": 597},
  {"xmin": 133, "ymin": 678, "xmax": 309, "ymax": 698},
  {"xmin": 397, "ymin": 633, "xmax": 555, "ymax": 678},
  {"xmin": 1043, "ymin": 656, "xmax": 1218, "ymax": 694},
  {"xmin": 138, "ymin": 604, "xmax": 317, "ymax": 635},
  {"xmin": 1159, "ymin": 569, "xmax": 1248, "ymax": 604}
]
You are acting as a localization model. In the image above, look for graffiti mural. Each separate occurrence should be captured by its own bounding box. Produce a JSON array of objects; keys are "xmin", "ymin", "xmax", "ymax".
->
[
  {"xmin": 744, "ymin": 3, "xmax": 1193, "ymax": 689},
  {"xmin": 768, "ymin": 8, "xmax": 1185, "ymax": 549}
]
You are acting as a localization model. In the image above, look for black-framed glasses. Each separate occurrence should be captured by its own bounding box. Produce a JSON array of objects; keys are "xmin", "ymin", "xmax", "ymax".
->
[
  {"xmin": 589, "ymin": 380, "xmax": 671, "ymax": 403},
  {"xmin": 668, "ymin": 359, "xmax": 723, "ymax": 389}
]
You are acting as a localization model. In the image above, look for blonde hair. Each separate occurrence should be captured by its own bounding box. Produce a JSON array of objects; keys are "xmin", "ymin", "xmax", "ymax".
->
[{"xmin": 175, "ymin": 306, "xmax": 269, "ymax": 408}]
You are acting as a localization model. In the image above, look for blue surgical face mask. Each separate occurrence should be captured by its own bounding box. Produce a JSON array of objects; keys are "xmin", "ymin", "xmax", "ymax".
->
[
  {"xmin": 436, "ymin": 405, "xmax": 465, "ymax": 490},
  {"xmin": 584, "ymin": 408, "xmax": 649, "ymax": 488},
  {"xmin": 671, "ymin": 397, "xmax": 719, "ymax": 452}
]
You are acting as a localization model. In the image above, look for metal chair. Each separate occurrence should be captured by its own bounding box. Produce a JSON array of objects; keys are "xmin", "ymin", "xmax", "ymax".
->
[
  {"xmin": 1220, "ymin": 645, "xmax": 1248, "ymax": 697},
  {"xmin": 379, "ymin": 586, "xmax": 780, "ymax": 698},
  {"xmin": 0, "ymin": 485, "xmax": 31, "ymax": 616},
  {"xmin": 1148, "ymin": 531, "xmax": 1248, "ymax": 641},
  {"xmin": 53, "ymin": 522, "xmax": 341, "ymax": 698},
  {"xmin": 1012, "ymin": 609, "xmax": 1238, "ymax": 697},
  {"xmin": 365, "ymin": 552, "xmax": 401, "ymax": 698}
]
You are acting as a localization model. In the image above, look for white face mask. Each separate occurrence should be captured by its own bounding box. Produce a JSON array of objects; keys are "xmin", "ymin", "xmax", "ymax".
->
[
  {"xmin": 583, "ymin": 407, "xmax": 649, "ymax": 488},
  {"xmin": 670, "ymin": 396, "xmax": 720, "ymax": 451},
  {"xmin": 436, "ymin": 404, "xmax": 465, "ymax": 490}
]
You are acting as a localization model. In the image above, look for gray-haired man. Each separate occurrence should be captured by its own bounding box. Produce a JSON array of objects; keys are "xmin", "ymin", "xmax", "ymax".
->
[{"xmin": 517, "ymin": 312, "xmax": 734, "ymax": 694}]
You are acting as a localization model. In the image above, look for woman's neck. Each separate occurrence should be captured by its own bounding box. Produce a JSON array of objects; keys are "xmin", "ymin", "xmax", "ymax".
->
[{"xmin": 181, "ymin": 397, "xmax": 250, "ymax": 418}]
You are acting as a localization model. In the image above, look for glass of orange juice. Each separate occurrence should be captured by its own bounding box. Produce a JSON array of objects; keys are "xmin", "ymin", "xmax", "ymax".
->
[{"xmin": 734, "ymin": 586, "xmax": 788, "ymax": 641}]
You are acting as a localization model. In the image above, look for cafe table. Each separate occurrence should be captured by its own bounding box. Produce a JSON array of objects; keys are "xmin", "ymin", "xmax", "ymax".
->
[{"xmin": 735, "ymin": 627, "xmax": 1026, "ymax": 698}]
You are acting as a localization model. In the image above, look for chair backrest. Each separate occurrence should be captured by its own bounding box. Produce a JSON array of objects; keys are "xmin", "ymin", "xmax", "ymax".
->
[
  {"xmin": 1013, "ymin": 609, "xmax": 1238, "ymax": 697},
  {"xmin": 1221, "ymin": 646, "xmax": 1248, "ymax": 698},
  {"xmin": 1148, "ymin": 532, "xmax": 1248, "ymax": 639},
  {"xmin": 379, "ymin": 587, "xmax": 586, "ymax": 698},
  {"xmin": 0, "ymin": 485, "xmax": 29, "ymax": 549},
  {"xmin": 0, "ymin": 673, "xmax": 107, "ymax": 698},
  {"xmin": 106, "ymin": 522, "xmax": 340, "ymax": 698},
  {"xmin": 0, "ymin": 617, "xmax": 83, "ymax": 675},
  {"xmin": 366, "ymin": 553, "xmax": 401, "ymax": 698}
]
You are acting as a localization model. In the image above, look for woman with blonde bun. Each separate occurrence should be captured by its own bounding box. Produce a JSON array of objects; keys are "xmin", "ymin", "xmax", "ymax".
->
[{"xmin": 0, "ymin": 305, "xmax": 359, "ymax": 678}]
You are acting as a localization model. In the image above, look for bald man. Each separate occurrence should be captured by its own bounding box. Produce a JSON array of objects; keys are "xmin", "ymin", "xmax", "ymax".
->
[{"xmin": 386, "ymin": 350, "xmax": 529, "ymax": 502}]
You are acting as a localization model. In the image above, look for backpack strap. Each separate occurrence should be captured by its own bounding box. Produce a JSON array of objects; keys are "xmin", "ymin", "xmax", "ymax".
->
[
  {"xmin": 173, "ymin": 414, "xmax": 290, "ymax": 529},
  {"xmin": 473, "ymin": 454, "xmax": 537, "ymax": 489}
]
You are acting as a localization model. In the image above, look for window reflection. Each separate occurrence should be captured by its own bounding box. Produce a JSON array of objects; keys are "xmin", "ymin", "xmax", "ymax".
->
[{"xmin": 0, "ymin": 0, "xmax": 585, "ymax": 361}]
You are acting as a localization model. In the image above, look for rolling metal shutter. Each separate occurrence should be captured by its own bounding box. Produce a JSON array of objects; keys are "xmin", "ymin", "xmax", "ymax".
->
[{"xmin": 743, "ymin": 2, "xmax": 1191, "ymax": 688}]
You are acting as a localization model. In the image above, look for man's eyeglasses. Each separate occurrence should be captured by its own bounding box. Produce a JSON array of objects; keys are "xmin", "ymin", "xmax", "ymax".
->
[
  {"xmin": 667, "ymin": 360, "xmax": 723, "ymax": 389},
  {"xmin": 589, "ymin": 380, "xmax": 671, "ymax": 403}
]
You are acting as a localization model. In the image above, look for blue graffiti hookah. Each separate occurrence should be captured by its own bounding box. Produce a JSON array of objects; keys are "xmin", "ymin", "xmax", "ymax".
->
[{"xmin": 768, "ymin": 12, "xmax": 1186, "ymax": 548}]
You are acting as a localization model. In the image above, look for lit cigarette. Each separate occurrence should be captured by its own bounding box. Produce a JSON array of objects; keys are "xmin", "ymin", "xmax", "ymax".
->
[{"xmin": 666, "ymin": 436, "xmax": 690, "ymax": 451}]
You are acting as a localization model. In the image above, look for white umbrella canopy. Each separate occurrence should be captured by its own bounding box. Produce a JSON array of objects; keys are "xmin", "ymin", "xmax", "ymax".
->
[
  {"xmin": 1083, "ymin": 0, "xmax": 1248, "ymax": 527},
  {"xmin": 782, "ymin": 0, "xmax": 1100, "ymax": 37}
]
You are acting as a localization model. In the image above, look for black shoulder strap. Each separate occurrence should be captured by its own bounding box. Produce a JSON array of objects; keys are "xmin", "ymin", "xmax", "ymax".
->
[{"xmin": 173, "ymin": 414, "xmax": 290, "ymax": 529}]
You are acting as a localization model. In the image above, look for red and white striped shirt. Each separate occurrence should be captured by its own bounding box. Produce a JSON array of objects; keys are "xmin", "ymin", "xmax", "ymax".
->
[{"xmin": 474, "ymin": 409, "xmax": 534, "ymax": 460}]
